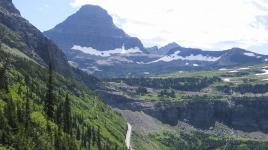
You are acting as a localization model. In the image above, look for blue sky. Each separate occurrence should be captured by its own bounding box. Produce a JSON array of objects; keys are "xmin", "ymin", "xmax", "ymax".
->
[
  {"xmin": 13, "ymin": 0, "xmax": 78, "ymax": 32},
  {"xmin": 13, "ymin": 0, "xmax": 268, "ymax": 54}
]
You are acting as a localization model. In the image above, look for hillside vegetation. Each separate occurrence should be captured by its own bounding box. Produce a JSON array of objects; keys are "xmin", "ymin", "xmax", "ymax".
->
[{"xmin": 0, "ymin": 48, "xmax": 127, "ymax": 150}]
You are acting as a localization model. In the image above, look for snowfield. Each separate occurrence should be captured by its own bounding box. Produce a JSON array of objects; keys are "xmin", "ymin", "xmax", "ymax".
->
[
  {"xmin": 256, "ymin": 69, "xmax": 268, "ymax": 76},
  {"xmin": 223, "ymin": 78, "xmax": 231, "ymax": 82},
  {"xmin": 244, "ymin": 52, "xmax": 256, "ymax": 57},
  {"xmin": 238, "ymin": 67, "xmax": 250, "ymax": 70},
  {"xmin": 229, "ymin": 70, "xmax": 239, "ymax": 73},
  {"xmin": 219, "ymin": 68, "xmax": 229, "ymax": 71},
  {"xmin": 71, "ymin": 45, "xmax": 142, "ymax": 57},
  {"xmin": 149, "ymin": 51, "xmax": 221, "ymax": 63}
]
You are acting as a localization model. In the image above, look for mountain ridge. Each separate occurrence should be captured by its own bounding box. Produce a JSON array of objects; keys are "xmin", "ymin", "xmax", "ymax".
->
[{"xmin": 43, "ymin": 4, "xmax": 268, "ymax": 78}]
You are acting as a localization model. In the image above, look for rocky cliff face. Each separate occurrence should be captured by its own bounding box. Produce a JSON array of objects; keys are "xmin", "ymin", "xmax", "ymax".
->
[
  {"xmin": 99, "ymin": 91, "xmax": 268, "ymax": 133},
  {"xmin": 44, "ymin": 5, "xmax": 145, "ymax": 51},
  {"xmin": 145, "ymin": 100, "xmax": 268, "ymax": 132},
  {"xmin": 0, "ymin": 0, "xmax": 20, "ymax": 14}
]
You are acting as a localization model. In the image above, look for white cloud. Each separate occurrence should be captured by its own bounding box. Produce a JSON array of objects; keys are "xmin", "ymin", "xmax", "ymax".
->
[{"xmin": 70, "ymin": 0, "xmax": 268, "ymax": 54}]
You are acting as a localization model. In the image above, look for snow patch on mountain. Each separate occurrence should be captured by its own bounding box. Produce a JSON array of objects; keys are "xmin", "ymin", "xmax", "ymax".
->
[
  {"xmin": 223, "ymin": 78, "xmax": 231, "ymax": 82},
  {"xmin": 256, "ymin": 69, "xmax": 268, "ymax": 76},
  {"xmin": 149, "ymin": 51, "xmax": 221, "ymax": 63},
  {"xmin": 229, "ymin": 70, "xmax": 239, "ymax": 73},
  {"xmin": 219, "ymin": 68, "xmax": 229, "ymax": 71},
  {"xmin": 244, "ymin": 52, "xmax": 256, "ymax": 57},
  {"xmin": 68, "ymin": 61, "xmax": 79, "ymax": 68},
  {"xmin": 71, "ymin": 45, "xmax": 142, "ymax": 57},
  {"xmin": 239, "ymin": 67, "xmax": 250, "ymax": 70},
  {"xmin": 144, "ymin": 72, "xmax": 150, "ymax": 75},
  {"xmin": 137, "ymin": 62, "xmax": 145, "ymax": 64}
]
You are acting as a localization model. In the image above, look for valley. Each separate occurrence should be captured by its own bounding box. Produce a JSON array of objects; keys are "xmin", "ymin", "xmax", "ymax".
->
[
  {"xmin": 2, "ymin": 0, "xmax": 268, "ymax": 149},
  {"xmin": 97, "ymin": 64, "xmax": 268, "ymax": 149},
  {"xmin": 43, "ymin": 3, "xmax": 268, "ymax": 150}
]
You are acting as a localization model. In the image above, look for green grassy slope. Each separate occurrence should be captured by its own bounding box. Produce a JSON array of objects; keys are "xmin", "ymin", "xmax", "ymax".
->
[
  {"xmin": 148, "ymin": 131, "xmax": 268, "ymax": 150},
  {"xmin": 0, "ymin": 47, "xmax": 127, "ymax": 150},
  {"xmin": 132, "ymin": 130, "xmax": 268, "ymax": 150}
]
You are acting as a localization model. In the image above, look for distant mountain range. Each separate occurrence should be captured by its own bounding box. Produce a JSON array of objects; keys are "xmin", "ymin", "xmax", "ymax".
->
[{"xmin": 44, "ymin": 4, "xmax": 268, "ymax": 78}]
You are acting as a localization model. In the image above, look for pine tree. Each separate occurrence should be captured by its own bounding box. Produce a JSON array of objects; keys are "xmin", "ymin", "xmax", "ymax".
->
[
  {"xmin": 76, "ymin": 127, "xmax": 81, "ymax": 141},
  {"xmin": 17, "ymin": 103, "xmax": 24, "ymax": 123},
  {"xmin": 87, "ymin": 126, "xmax": 92, "ymax": 149},
  {"xmin": 0, "ymin": 26, "xmax": 4, "ymax": 49},
  {"xmin": 24, "ymin": 87, "xmax": 31, "ymax": 131},
  {"xmin": 81, "ymin": 128, "xmax": 87, "ymax": 147},
  {"xmin": 55, "ymin": 102, "xmax": 63, "ymax": 126},
  {"xmin": 45, "ymin": 62, "xmax": 55, "ymax": 120},
  {"xmin": 4, "ymin": 96, "xmax": 17, "ymax": 129},
  {"xmin": 63, "ymin": 94, "xmax": 72, "ymax": 134},
  {"xmin": 54, "ymin": 127, "xmax": 62, "ymax": 150},
  {"xmin": 92, "ymin": 127, "xmax": 96, "ymax": 146},
  {"xmin": 0, "ymin": 58, "xmax": 9, "ymax": 92},
  {"xmin": 97, "ymin": 127, "xmax": 102, "ymax": 150},
  {"xmin": 0, "ymin": 110, "xmax": 8, "ymax": 143}
]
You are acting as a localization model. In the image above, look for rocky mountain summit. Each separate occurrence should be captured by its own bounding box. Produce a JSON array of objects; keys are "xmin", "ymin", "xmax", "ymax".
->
[{"xmin": 44, "ymin": 5, "xmax": 145, "ymax": 52}]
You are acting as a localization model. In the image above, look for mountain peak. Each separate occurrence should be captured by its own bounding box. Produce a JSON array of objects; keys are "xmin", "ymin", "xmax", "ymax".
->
[
  {"xmin": 160, "ymin": 42, "xmax": 181, "ymax": 50},
  {"xmin": 226, "ymin": 47, "xmax": 248, "ymax": 53},
  {"xmin": 76, "ymin": 4, "xmax": 111, "ymax": 21},
  {"xmin": 230, "ymin": 47, "xmax": 246, "ymax": 50},
  {"xmin": 166, "ymin": 42, "xmax": 181, "ymax": 47},
  {"xmin": 79, "ymin": 4, "xmax": 106, "ymax": 12},
  {"xmin": 49, "ymin": 4, "xmax": 115, "ymax": 34},
  {"xmin": 156, "ymin": 42, "xmax": 181, "ymax": 55},
  {"xmin": 45, "ymin": 5, "xmax": 144, "ymax": 51}
]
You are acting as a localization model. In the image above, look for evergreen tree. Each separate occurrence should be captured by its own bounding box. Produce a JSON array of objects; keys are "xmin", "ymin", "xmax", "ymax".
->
[
  {"xmin": 0, "ymin": 58, "xmax": 9, "ymax": 92},
  {"xmin": 87, "ymin": 126, "xmax": 92, "ymax": 149},
  {"xmin": 17, "ymin": 103, "xmax": 24, "ymax": 123},
  {"xmin": 0, "ymin": 26, "xmax": 4, "ymax": 49},
  {"xmin": 81, "ymin": 128, "xmax": 87, "ymax": 147},
  {"xmin": 92, "ymin": 127, "xmax": 96, "ymax": 146},
  {"xmin": 54, "ymin": 127, "xmax": 62, "ymax": 150},
  {"xmin": 4, "ymin": 96, "xmax": 17, "ymax": 129},
  {"xmin": 63, "ymin": 94, "xmax": 72, "ymax": 134},
  {"xmin": 45, "ymin": 62, "xmax": 55, "ymax": 120},
  {"xmin": 55, "ymin": 102, "xmax": 63, "ymax": 126},
  {"xmin": 24, "ymin": 87, "xmax": 31, "ymax": 131},
  {"xmin": 76, "ymin": 127, "xmax": 81, "ymax": 141},
  {"xmin": 0, "ymin": 109, "xmax": 8, "ymax": 143},
  {"xmin": 97, "ymin": 127, "xmax": 102, "ymax": 150}
]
